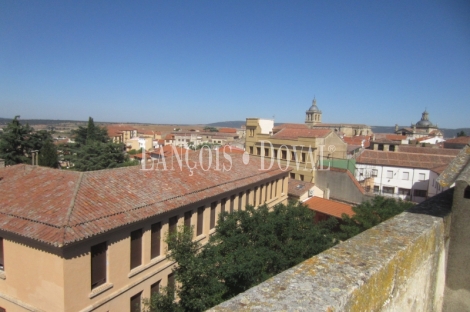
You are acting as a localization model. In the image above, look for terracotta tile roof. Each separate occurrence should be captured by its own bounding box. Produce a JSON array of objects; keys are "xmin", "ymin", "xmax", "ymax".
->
[
  {"xmin": 164, "ymin": 134, "xmax": 174, "ymax": 140},
  {"xmin": 218, "ymin": 128, "xmax": 237, "ymax": 133},
  {"xmin": 287, "ymin": 179, "xmax": 315, "ymax": 197},
  {"xmin": 271, "ymin": 128, "xmax": 332, "ymax": 140},
  {"xmin": 0, "ymin": 156, "xmax": 287, "ymax": 247},
  {"xmin": 397, "ymin": 146, "xmax": 460, "ymax": 156},
  {"xmin": 304, "ymin": 196, "xmax": 354, "ymax": 219},
  {"xmin": 342, "ymin": 135, "xmax": 371, "ymax": 148},
  {"xmin": 273, "ymin": 123, "xmax": 308, "ymax": 131},
  {"xmin": 444, "ymin": 136, "xmax": 470, "ymax": 144},
  {"xmin": 356, "ymin": 150, "xmax": 456, "ymax": 170}
]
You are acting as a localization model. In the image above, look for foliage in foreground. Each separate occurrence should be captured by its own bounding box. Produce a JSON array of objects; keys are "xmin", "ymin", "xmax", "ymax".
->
[{"xmin": 144, "ymin": 201, "xmax": 337, "ymax": 312}]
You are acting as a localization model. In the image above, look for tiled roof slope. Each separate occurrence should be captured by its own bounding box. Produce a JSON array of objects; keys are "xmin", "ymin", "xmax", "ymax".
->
[
  {"xmin": 444, "ymin": 136, "xmax": 470, "ymax": 144},
  {"xmin": 356, "ymin": 150, "xmax": 456, "ymax": 170},
  {"xmin": 305, "ymin": 196, "xmax": 354, "ymax": 219},
  {"xmin": 271, "ymin": 128, "xmax": 331, "ymax": 140},
  {"xmin": 398, "ymin": 146, "xmax": 460, "ymax": 156},
  {"xmin": 287, "ymin": 179, "xmax": 315, "ymax": 197},
  {"xmin": 0, "ymin": 156, "xmax": 287, "ymax": 247},
  {"xmin": 437, "ymin": 144, "xmax": 470, "ymax": 187}
]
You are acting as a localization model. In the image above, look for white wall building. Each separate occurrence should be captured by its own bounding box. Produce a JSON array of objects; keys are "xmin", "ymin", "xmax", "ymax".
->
[{"xmin": 355, "ymin": 150, "xmax": 456, "ymax": 203}]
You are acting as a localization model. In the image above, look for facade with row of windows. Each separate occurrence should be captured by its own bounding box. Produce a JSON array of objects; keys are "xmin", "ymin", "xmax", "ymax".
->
[{"xmin": 0, "ymin": 155, "xmax": 288, "ymax": 311}]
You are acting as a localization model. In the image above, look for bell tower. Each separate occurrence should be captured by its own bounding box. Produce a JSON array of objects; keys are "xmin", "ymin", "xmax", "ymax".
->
[{"xmin": 305, "ymin": 98, "xmax": 322, "ymax": 128}]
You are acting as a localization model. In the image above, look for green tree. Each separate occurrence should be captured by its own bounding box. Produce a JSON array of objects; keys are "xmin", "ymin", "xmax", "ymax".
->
[
  {"xmin": 338, "ymin": 196, "xmax": 414, "ymax": 240},
  {"xmin": 38, "ymin": 140, "xmax": 59, "ymax": 168},
  {"xmin": 142, "ymin": 287, "xmax": 180, "ymax": 312},
  {"xmin": 456, "ymin": 130, "xmax": 466, "ymax": 137},
  {"xmin": 72, "ymin": 141, "xmax": 127, "ymax": 171},
  {"xmin": 203, "ymin": 126, "xmax": 219, "ymax": 132},
  {"xmin": 0, "ymin": 116, "xmax": 54, "ymax": 165},
  {"xmin": 143, "ymin": 202, "xmax": 337, "ymax": 312},
  {"xmin": 71, "ymin": 117, "xmax": 108, "ymax": 146}
]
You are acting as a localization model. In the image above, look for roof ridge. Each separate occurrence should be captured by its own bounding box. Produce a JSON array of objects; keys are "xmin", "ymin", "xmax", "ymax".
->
[{"xmin": 62, "ymin": 172, "xmax": 84, "ymax": 243}]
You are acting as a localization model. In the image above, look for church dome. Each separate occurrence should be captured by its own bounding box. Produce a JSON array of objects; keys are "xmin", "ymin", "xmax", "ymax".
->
[
  {"xmin": 307, "ymin": 98, "xmax": 321, "ymax": 113},
  {"xmin": 416, "ymin": 109, "xmax": 434, "ymax": 128}
]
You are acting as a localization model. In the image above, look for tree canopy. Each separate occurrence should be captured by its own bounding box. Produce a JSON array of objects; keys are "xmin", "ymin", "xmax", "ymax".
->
[
  {"xmin": 456, "ymin": 130, "xmax": 467, "ymax": 137},
  {"xmin": 60, "ymin": 117, "xmax": 135, "ymax": 171},
  {"xmin": 0, "ymin": 116, "xmax": 56, "ymax": 166}
]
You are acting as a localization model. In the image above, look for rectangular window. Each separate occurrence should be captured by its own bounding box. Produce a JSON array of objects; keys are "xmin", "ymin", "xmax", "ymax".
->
[
  {"xmin": 169, "ymin": 216, "xmax": 178, "ymax": 235},
  {"xmin": 302, "ymin": 153, "xmax": 306, "ymax": 162},
  {"xmin": 290, "ymin": 172, "xmax": 295, "ymax": 179},
  {"xmin": 238, "ymin": 192, "xmax": 243, "ymax": 211},
  {"xmin": 253, "ymin": 187, "xmax": 258, "ymax": 206},
  {"xmin": 273, "ymin": 149, "xmax": 278, "ymax": 159},
  {"xmin": 210, "ymin": 202, "xmax": 217, "ymax": 229},
  {"xmin": 130, "ymin": 292, "xmax": 142, "ymax": 312},
  {"xmin": 230, "ymin": 195, "xmax": 235, "ymax": 213},
  {"xmin": 264, "ymin": 148, "xmax": 269, "ymax": 157},
  {"xmin": 91, "ymin": 242, "xmax": 107, "ymax": 289},
  {"xmin": 418, "ymin": 173, "xmax": 426, "ymax": 181},
  {"xmin": 151, "ymin": 280, "xmax": 160, "ymax": 297},
  {"xmin": 413, "ymin": 189, "xmax": 427, "ymax": 197},
  {"xmin": 130, "ymin": 229, "xmax": 143, "ymax": 269},
  {"xmin": 221, "ymin": 198, "xmax": 226, "ymax": 214},
  {"xmin": 291, "ymin": 151, "xmax": 296, "ymax": 161},
  {"xmin": 168, "ymin": 273, "xmax": 175, "ymax": 298},
  {"xmin": 265, "ymin": 183, "xmax": 269, "ymax": 201},
  {"xmin": 386, "ymin": 170, "xmax": 393, "ymax": 179},
  {"xmin": 281, "ymin": 150, "xmax": 287, "ymax": 160},
  {"xmin": 0, "ymin": 238, "xmax": 4, "ymax": 271},
  {"xmin": 151, "ymin": 222, "xmax": 161, "ymax": 259},
  {"xmin": 371, "ymin": 169, "xmax": 378, "ymax": 177},
  {"xmin": 373, "ymin": 185, "xmax": 380, "ymax": 193},
  {"xmin": 249, "ymin": 146, "xmax": 253, "ymax": 154},
  {"xmin": 197, "ymin": 206, "xmax": 204, "ymax": 236},
  {"xmin": 398, "ymin": 188, "xmax": 411, "ymax": 195},
  {"xmin": 246, "ymin": 189, "xmax": 251, "ymax": 207},
  {"xmin": 184, "ymin": 211, "xmax": 192, "ymax": 232},
  {"xmin": 260, "ymin": 186, "xmax": 263, "ymax": 204},
  {"xmin": 402, "ymin": 172, "xmax": 409, "ymax": 180},
  {"xmin": 300, "ymin": 174, "xmax": 304, "ymax": 181},
  {"xmin": 383, "ymin": 186, "xmax": 394, "ymax": 194},
  {"xmin": 256, "ymin": 147, "xmax": 261, "ymax": 155}
]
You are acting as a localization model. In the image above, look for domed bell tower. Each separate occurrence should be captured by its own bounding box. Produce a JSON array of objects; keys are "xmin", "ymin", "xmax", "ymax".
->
[{"xmin": 305, "ymin": 98, "xmax": 322, "ymax": 128}]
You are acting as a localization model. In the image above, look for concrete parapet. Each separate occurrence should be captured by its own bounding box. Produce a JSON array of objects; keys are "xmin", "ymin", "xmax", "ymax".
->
[{"xmin": 209, "ymin": 190, "xmax": 453, "ymax": 311}]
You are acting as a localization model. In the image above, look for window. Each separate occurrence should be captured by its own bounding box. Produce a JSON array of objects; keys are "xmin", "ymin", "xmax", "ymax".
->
[
  {"xmin": 130, "ymin": 229, "xmax": 143, "ymax": 269},
  {"xmin": 221, "ymin": 198, "xmax": 226, "ymax": 214},
  {"xmin": 265, "ymin": 183, "xmax": 269, "ymax": 201},
  {"xmin": 253, "ymin": 187, "xmax": 258, "ymax": 206},
  {"xmin": 365, "ymin": 185, "xmax": 371, "ymax": 192},
  {"xmin": 383, "ymin": 186, "xmax": 394, "ymax": 194},
  {"xmin": 260, "ymin": 186, "xmax": 263, "ymax": 204},
  {"xmin": 398, "ymin": 188, "xmax": 410, "ymax": 195},
  {"xmin": 300, "ymin": 174, "xmax": 304, "ymax": 181},
  {"xmin": 389, "ymin": 145, "xmax": 395, "ymax": 152},
  {"xmin": 273, "ymin": 149, "xmax": 278, "ymax": 159},
  {"xmin": 91, "ymin": 242, "xmax": 107, "ymax": 289},
  {"xmin": 151, "ymin": 280, "xmax": 161, "ymax": 296},
  {"xmin": 256, "ymin": 147, "xmax": 261, "ymax": 155},
  {"xmin": 302, "ymin": 153, "xmax": 306, "ymax": 163},
  {"xmin": 402, "ymin": 172, "xmax": 409, "ymax": 180},
  {"xmin": 0, "ymin": 238, "xmax": 4, "ymax": 271},
  {"xmin": 168, "ymin": 273, "xmax": 175, "ymax": 298},
  {"xmin": 197, "ymin": 206, "xmax": 204, "ymax": 236},
  {"xmin": 414, "ymin": 189, "xmax": 427, "ymax": 197},
  {"xmin": 151, "ymin": 222, "xmax": 161, "ymax": 259},
  {"xmin": 373, "ymin": 185, "xmax": 380, "ymax": 193},
  {"xmin": 386, "ymin": 170, "xmax": 393, "ymax": 179},
  {"xmin": 249, "ymin": 146, "xmax": 253, "ymax": 154},
  {"xmin": 290, "ymin": 172, "xmax": 295, "ymax": 179},
  {"xmin": 169, "ymin": 216, "xmax": 178, "ymax": 235},
  {"xmin": 210, "ymin": 202, "xmax": 217, "ymax": 229},
  {"xmin": 184, "ymin": 211, "xmax": 192, "ymax": 232},
  {"xmin": 281, "ymin": 150, "xmax": 287, "ymax": 160},
  {"xmin": 464, "ymin": 186, "xmax": 470, "ymax": 199},
  {"xmin": 291, "ymin": 151, "xmax": 296, "ymax": 161},
  {"xmin": 418, "ymin": 173, "xmax": 426, "ymax": 181},
  {"xmin": 371, "ymin": 169, "xmax": 378, "ymax": 177},
  {"xmin": 378, "ymin": 144, "xmax": 384, "ymax": 151},
  {"xmin": 230, "ymin": 195, "xmax": 235, "ymax": 213},
  {"xmin": 130, "ymin": 292, "xmax": 142, "ymax": 312},
  {"xmin": 238, "ymin": 192, "xmax": 243, "ymax": 211},
  {"xmin": 246, "ymin": 190, "xmax": 251, "ymax": 207},
  {"xmin": 264, "ymin": 148, "xmax": 269, "ymax": 157}
]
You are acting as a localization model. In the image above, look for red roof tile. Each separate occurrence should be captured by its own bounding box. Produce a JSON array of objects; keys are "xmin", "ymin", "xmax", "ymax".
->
[
  {"xmin": 218, "ymin": 128, "xmax": 237, "ymax": 133},
  {"xmin": 356, "ymin": 150, "xmax": 456, "ymax": 170},
  {"xmin": 304, "ymin": 197, "xmax": 354, "ymax": 219},
  {"xmin": 444, "ymin": 136, "xmax": 470, "ymax": 144},
  {"xmin": 0, "ymin": 156, "xmax": 287, "ymax": 246},
  {"xmin": 271, "ymin": 128, "xmax": 332, "ymax": 140}
]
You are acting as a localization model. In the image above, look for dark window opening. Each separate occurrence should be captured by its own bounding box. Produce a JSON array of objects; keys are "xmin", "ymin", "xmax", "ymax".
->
[
  {"xmin": 464, "ymin": 186, "xmax": 470, "ymax": 199},
  {"xmin": 130, "ymin": 292, "xmax": 142, "ymax": 312},
  {"xmin": 184, "ymin": 211, "xmax": 192, "ymax": 232},
  {"xmin": 210, "ymin": 202, "xmax": 217, "ymax": 229},
  {"xmin": 197, "ymin": 206, "xmax": 204, "ymax": 236},
  {"xmin": 130, "ymin": 229, "xmax": 143, "ymax": 269},
  {"xmin": 91, "ymin": 242, "xmax": 107, "ymax": 289},
  {"xmin": 151, "ymin": 222, "xmax": 161, "ymax": 259}
]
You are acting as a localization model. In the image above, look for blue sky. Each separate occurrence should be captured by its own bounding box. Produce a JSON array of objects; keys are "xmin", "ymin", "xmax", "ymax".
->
[{"xmin": 1, "ymin": 1, "xmax": 469, "ymax": 128}]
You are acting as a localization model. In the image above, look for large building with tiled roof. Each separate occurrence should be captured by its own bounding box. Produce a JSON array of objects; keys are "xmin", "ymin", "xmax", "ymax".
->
[
  {"xmin": 245, "ymin": 118, "xmax": 347, "ymax": 184},
  {"xmin": 355, "ymin": 149, "xmax": 457, "ymax": 202},
  {"xmin": 0, "ymin": 155, "xmax": 289, "ymax": 311},
  {"xmin": 395, "ymin": 110, "xmax": 444, "ymax": 140}
]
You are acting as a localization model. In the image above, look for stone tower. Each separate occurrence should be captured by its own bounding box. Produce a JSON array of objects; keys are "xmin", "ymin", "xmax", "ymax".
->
[{"xmin": 305, "ymin": 98, "xmax": 322, "ymax": 128}]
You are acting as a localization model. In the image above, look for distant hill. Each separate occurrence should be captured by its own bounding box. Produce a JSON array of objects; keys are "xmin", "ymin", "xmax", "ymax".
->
[
  {"xmin": 372, "ymin": 126, "xmax": 470, "ymax": 139},
  {"xmin": 206, "ymin": 121, "xmax": 246, "ymax": 128}
]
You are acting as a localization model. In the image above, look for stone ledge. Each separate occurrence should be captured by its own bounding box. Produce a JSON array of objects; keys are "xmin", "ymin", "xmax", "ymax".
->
[{"xmin": 209, "ymin": 191, "xmax": 452, "ymax": 311}]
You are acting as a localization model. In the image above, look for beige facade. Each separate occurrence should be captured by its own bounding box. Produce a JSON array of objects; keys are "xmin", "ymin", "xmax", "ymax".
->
[
  {"xmin": 245, "ymin": 118, "xmax": 347, "ymax": 183},
  {"xmin": 125, "ymin": 136, "xmax": 153, "ymax": 151},
  {"xmin": 0, "ymin": 159, "xmax": 288, "ymax": 312}
]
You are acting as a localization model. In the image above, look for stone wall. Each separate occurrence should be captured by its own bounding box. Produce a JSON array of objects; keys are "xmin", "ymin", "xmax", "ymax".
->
[{"xmin": 209, "ymin": 190, "xmax": 453, "ymax": 311}]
